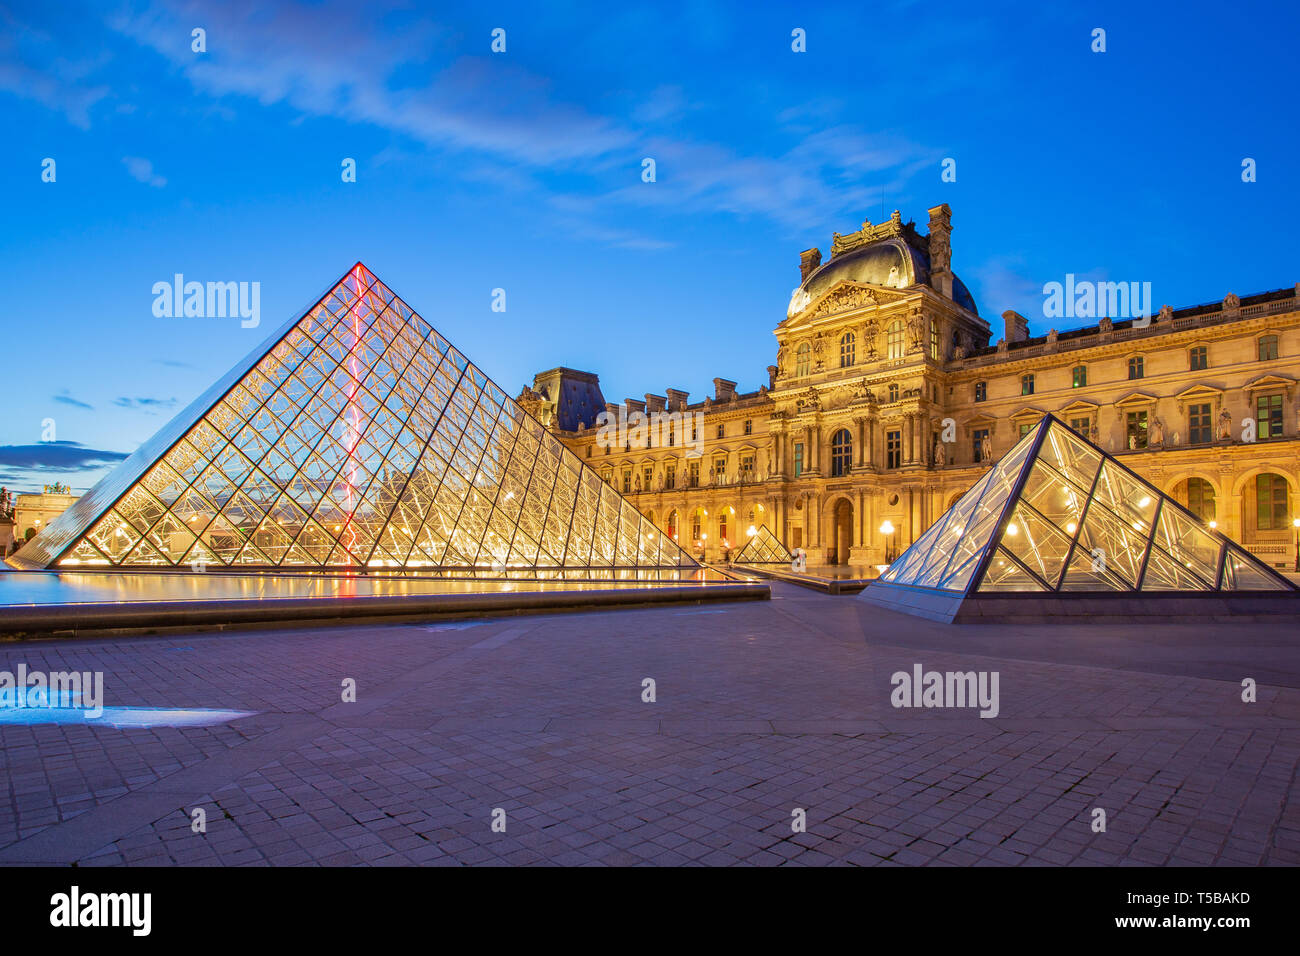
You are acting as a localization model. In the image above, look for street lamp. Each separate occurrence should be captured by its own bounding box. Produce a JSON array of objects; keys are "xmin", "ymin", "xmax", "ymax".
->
[{"xmin": 879, "ymin": 519, "xmax": 896, "ymax": 563}]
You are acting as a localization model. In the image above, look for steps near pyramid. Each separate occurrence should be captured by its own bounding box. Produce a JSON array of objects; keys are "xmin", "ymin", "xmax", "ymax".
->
[
  {"xmin": 9, "ymin": 263, "xmax": 697, "ymax": 578},
  {"xmin": 860, "ymin": 414, "xmax": 1298, "ymax": 624}
]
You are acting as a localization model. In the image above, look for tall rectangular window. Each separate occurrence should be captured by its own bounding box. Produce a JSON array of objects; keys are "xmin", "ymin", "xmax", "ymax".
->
[
  {"xmin": 1072, "ymin": 366, "xmax": 1087, "ymax": 388},
  {"xmin": 1259, "ymin": 335, "xmax": 1279, "ymax": 361},
  {"xmin": 688, "ymin": 460, "xmax": 699, "ymax": 487},
  {"xmin": 1128, "ymin": 356, "xmax": 1144, "ymax": 379},
  {"xmin": 1126, "ymin": 411, "xmax": 1148, "ymax": 449},
  {"xmin": 972, "ymin": 428, "xmax": 989, "ymax": 463},
  {"xmin": 793, "ymin": 443, "xmax": 803, "ymax": 477},
  {"xmin": 1189, "ymin": 346, "xmax": 1208, "ymax": 371},
  {"xmin": 1069, "ymin": 416, "xmax": 1090, "ymax": 437},
  {"xmin": 665, "ymin": 464, "xmax": 675, "ymax": 489},
  {"xmin": 1018, "ymin": 422, "xmax": 1033, "ymax": 439},
  {"xmin": 1188, "ymin": 403, "xmax": 1212, "ymax": 444},
  {"xmin": 1021, "ymin": 374, "xmax": 1034, "ymax": 396},
  {"xmin": 1257, "ymin": 474, "xmax": 1288, "ymax": 530},
  {"xmin": 1257, "ymin": 394, "xmax": 1284, "ymax": 438},
  {"xmin": 743, "ymin": 419, "xmax": 752, "ymax": 435},
  {"xmin": 622, "ymin": 470, "xmax": 632, "ymax": 493},
  {"xmin": 886, "ymin": 430, "xmax": 902, "ymax": 469},
  {"xmin": 974, "ymin": 381, "xmax": 987, "ymax": 403}
]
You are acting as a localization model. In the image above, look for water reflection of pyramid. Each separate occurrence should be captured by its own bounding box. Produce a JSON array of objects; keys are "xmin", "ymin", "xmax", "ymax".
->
[
  {"xmin": 731, "ymin": 525, "xmax": 792, "ymax": 565},
  {"xmin": 14, "ymin": 263, "xmax": 696, "ymax": 573},
  {"xmin": 863, "ymin": 414, "xmax": 1294, "ymax": 621}
]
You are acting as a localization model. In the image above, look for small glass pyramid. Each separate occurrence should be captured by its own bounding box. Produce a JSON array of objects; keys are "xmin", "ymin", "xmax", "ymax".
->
[
  {"xmin": 731, "ymin": 525, "xmax": 792, "ymax": 565},
  {"xmin": 880, "ymin": 415, "xmax": 1293, "ymax": 594},
  {"xmin": 14, "ymin": 264, "xmax": 697, "ymax": 574}
]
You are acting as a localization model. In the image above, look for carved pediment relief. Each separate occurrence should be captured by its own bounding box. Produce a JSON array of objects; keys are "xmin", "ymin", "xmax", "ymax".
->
[{"xmin": 788, "ymin": 280, "xmax": 909, "ymax": 321}]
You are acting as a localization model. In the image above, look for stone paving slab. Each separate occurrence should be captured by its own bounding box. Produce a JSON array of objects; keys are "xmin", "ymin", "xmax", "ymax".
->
[{"xmin": 1, "ymin": 583, "xmax": 1297, "ymax": 866}]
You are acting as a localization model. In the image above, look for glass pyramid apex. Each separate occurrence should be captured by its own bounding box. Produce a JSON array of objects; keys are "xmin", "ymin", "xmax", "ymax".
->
[
  {"xmin": 879, "ymin": 414, "xmax": 1294, "ymax": 595},
  {"xmin": 731, "ymin": 525, "xmax": 792, "ymax": 565},
  {"xmin": 13, "ymin": 263, "xmax": 698, "ymax": 573}
]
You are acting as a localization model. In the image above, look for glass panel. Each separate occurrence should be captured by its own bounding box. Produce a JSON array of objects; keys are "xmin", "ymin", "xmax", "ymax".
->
[
  {"xmin": 1140, "ymin": 542, "xmax": 1213, "ymax": 591},
  {"xmin": 1221, "ymin": 544, "xmax": 1290, "ymax": 591},
  {"xmin": 977, "ymin": 548, "xmax": 1047, "ymax": 592},
  {"xmin": 997, "ymin": 502, "xmax": 1073, "ymax": 588},
  {"xmin": 1149, "ymin": 505, "xmax": 1220, "ymax": 586}
]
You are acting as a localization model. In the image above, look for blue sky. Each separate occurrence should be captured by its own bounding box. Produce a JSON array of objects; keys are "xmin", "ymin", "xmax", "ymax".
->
[{"xmin": 2, "ymin": 0, "xmax": 1297, "ymax": 492}]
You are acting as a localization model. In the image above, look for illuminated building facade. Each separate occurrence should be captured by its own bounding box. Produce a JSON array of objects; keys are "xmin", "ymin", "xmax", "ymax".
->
[{"xmin": 541, "ymin": 205, "xmax": 1300, "ymax": 569}]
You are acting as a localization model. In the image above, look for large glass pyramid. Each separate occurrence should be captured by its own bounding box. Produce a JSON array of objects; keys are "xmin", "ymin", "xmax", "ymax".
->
[
  {"xmin": 879, "ymin": 415, "xmax": 1294, "ymax": 594},
  {"xmin": 13, "ymin": 263, "xmax": 697, "ymax": 574},
  {"xmin": 731, "ymin": 525, "xmax": 793, "ymax": 566}
]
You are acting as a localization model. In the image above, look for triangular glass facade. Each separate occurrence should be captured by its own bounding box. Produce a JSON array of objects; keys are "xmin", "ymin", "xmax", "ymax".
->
[
  {"xmin": 15, "ymin": 264, "xmax": 697, "ymax": 573},
  {"xmin": 731, "ymin": 525, "xmax": 792, "ymax": 565},
  {"xmin": 881, "ymin": 415, "xmax": 1294, "ymax": 594}
]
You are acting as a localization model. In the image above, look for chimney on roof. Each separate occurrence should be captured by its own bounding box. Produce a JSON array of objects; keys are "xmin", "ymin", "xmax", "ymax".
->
[
  {"xmin": 665, "ymin": 388, "xmax": 689, "ymax": 412},
  {"xmin": 625, "ymin": 398, "xmax": 646, "ymax": 415},
  {"xmin": 927, "ymin": 204, "xmax": 953, "ymax": 300},
  {"xmin": 766, "ymin": 365, "xmax": 778, "ymax": 389},
  {"xmin": 713, "ymin": 378, "xmax": 737, "ymax": 402},
  {"xmin": 644, "ymin": 393, "xmax": 666, "ymax": 413},
  {"xmin": 1002, "ymin": 310, "xmax": 1029, "ymax": 344},
  {"xmin": 799, "ymin": 248, "xmax": 822, "ymax": 282}
]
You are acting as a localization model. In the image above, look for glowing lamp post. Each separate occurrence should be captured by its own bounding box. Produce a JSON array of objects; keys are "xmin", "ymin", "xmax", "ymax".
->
[{"xmin": 879, "ymin": 519, "xmax": 896, "ymax": 563}]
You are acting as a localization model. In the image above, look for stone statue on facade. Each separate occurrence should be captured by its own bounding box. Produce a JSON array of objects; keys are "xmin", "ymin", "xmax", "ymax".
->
[
  {"xmin": 933, "ymin": 440, "xmax": 947, "ymax": 467},
  {"xmin": 1150, "ymin": 418, "xmax": 1165, "ymax": 448},
  {"xmin": 1217, "ymin": 409, "xmax": 1233, "ymax": 441}
]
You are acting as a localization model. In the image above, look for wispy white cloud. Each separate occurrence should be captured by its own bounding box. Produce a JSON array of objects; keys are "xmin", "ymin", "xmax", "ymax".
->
[
  {"xmin": 122, "ymin": 155, "xmax": 166, "ymax": 187},
  {"xmin": 21, "ymin": 0, "xmax": 942, "ymax": 245}
]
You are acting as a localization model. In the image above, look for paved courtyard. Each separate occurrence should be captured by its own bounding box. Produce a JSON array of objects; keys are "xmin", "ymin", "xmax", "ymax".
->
[{"xmin": 0, "ymin": 582, "xmax": 1297, "ymax": 866}]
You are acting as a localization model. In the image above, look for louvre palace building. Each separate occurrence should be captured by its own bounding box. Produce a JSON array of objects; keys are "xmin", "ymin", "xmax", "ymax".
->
[{"xmin": 520, "ymin": 204, "xmax": 1300, "ymax": 569}]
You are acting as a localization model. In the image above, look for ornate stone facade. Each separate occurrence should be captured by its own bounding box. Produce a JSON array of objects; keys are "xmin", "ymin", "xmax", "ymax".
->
[{"xmin": 537, "ymin": 205, "xmax": 1300, "ymax": 569}]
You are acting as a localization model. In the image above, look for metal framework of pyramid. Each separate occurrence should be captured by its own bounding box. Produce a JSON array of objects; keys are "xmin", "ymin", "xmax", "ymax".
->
[
  {"xmin": 731, "ymin": 525, "xmax": 793, "ymax": 565},
  {"xmin": 12, "ymin": 263, "xmax": 697, "ymax": 575},
  {"xmin": 863, "ymin": 414, "xmax": 1295, "ymax": 621}
]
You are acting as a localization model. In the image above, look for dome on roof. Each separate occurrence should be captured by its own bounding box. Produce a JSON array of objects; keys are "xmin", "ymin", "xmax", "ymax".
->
[{"xmin": 787, "ymin": 237, "xmax": 978, "ymax": 318}]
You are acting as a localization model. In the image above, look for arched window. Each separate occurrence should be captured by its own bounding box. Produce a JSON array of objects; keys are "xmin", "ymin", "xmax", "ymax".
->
[
  {"xmin": 887, "ymin": 321, "xmax": 904, "ymax": 360},
  {"xmin": 795, "ymin": 342, "xmax": 811, "ymax": 377},
  {"xmin": 1255, "ymin": 473, "xmax": 1289, "ymax": 530},
  {"xmin": 888, "ymin": 383, "xmax": 899, "ymax": 403},
  {"xmin": 830, "ymin": 429, "xmax": 852, "ymax": 477},
  {"xmin": 691, "ymin": 509, "xmax": 703, "ymax": 541},
  {"xmin": 1185, "ymin": 477, "xmax": 1216, "ymax": 522},
  {"xmin": 840, "ymin": 332, "xmax": 855, "ymax": 368}
]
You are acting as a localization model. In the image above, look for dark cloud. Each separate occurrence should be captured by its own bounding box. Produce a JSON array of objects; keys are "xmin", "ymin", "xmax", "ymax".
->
[{"xmin": 0, "ymin": 442, "xmax": 129, "ymax": 471}]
